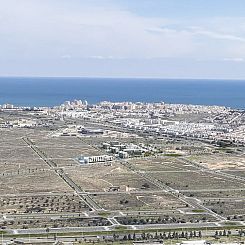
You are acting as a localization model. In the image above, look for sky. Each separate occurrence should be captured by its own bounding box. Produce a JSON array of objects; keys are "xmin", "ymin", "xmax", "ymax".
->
[{"xmin": 1, "ymin": 0, "xmax": 245, "ymax": 79}]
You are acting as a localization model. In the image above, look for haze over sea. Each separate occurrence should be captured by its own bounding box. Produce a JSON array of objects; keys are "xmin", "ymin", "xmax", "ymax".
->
[{"xmin": 0, "ymin": 77, "xmax": 245, "ymax": 109}]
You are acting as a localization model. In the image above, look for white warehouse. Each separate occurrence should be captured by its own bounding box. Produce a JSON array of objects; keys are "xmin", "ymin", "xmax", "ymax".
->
[{"xmin": 78, "ymin": 154, "xmax": 113, "ymax": 164}]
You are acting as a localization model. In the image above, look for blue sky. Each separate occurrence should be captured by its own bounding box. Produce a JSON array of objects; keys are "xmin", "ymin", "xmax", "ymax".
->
[{"xmin": 1, "ymin": 0, "xmax": 245, "ymax": 78}]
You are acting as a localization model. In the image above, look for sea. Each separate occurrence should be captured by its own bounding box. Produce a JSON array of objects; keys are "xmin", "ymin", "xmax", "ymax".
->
[{"xmin": 0, "ymin": 77, "xmax": 244, "ymax": 109}]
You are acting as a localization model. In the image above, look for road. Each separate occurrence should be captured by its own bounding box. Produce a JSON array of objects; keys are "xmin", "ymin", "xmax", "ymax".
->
[
  {"xmin": 17, "ymin": 129, "xmax": 244, "ymax": 239},
  {"xmin": 22, "ymin": 137, "xmax": 103, "ymax": 212},
  {"xmin": 6, "ymin": 220, "xmax": 245, "ymax": 236},
  {"xmin": 75, "ymin": 126, "xmax": 228, "ymax": 222},
  {"xmin": 119, "ymin": 159, "xmax": 226, "ymax": 222},
  {"xmin": 1, "ymin": 228, "xmax": 242, "ymax": 245}
]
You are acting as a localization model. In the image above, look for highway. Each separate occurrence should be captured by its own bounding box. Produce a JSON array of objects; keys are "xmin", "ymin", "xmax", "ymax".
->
[
  {"xmin": 1, "ymin": 228, "xmax": 241, "ymax": 245},
  {"xmin": 7, "ymin": 221, "xmax": 224, "ymax": 235},
  {"xmin": 7, "ymin": 219, "xmax": 245, "ymax": 237}
]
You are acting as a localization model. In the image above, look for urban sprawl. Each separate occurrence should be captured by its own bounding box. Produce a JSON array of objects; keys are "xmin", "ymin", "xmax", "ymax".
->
[{"xmin": 0, "ymin": 100, "xmax": 245, "ymax": 244}]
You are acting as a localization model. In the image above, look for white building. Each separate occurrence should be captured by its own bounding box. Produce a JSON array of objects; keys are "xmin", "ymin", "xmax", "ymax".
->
[
  {"xmin": 78, "ymin": 155, "xmax": 113, "ymax": 164},
  {"xmin": 2, "ymin": 103, "xmax": 14, "ymax": 109},
  {"xmin": 118, "ymin": 151, "xmax": 129, "ymax": 159}
]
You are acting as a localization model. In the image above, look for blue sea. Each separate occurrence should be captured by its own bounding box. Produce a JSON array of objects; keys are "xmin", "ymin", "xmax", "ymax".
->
[{"xmin": 0, "ymin": 77, "xmax": 244, "ymax": 109}]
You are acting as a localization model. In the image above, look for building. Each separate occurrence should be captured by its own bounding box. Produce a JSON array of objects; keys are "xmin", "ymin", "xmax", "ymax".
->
[
  {"xmin": 79, "ymin": 128, "xmax": 103, "ymax": 135},
  {"xmin": 108, "ymin": 186, "xmax": 120, "ymax": 191},
  {"xmin": 102, "ymin": 141, "xmax": 147, "ymax": 158},
  {"xmin": 78, "ymin": 155, "xmax": 113, "ymax": 164},
  {"xmin": 2, "ymin": 103, "xmax": 14, "ymax": 109},
  {"xmin": 118, "ymin": 151, "xmax": 129, "ymax": 159},
  {"xmin": 102, "ymin": 142, "xmax": 111, "ymax": 149}
]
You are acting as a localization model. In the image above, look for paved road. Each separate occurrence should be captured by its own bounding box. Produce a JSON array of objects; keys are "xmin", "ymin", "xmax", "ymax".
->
[
  {"xmin": 75, "ymin": 128, "xmax": 227, "ymax": 222},
  {"xmin": 8, "ymin": 220, "xmax": 243, "ymax": 236},
  {"xmin": 22, "ymin": 137, "xmax": 103, "ymax": 212},
  {"xmin": 119, "ymin": 159, "xmax": 226, "ymax": 222},
  {"xmin": 17, "ymin": 126, "xmax": 244, "ymax": 239}
]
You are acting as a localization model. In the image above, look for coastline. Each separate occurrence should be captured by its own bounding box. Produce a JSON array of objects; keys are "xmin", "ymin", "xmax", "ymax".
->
[{"xmin": 0, "ymin": 77, "xmax": 245, "ymax": 109}]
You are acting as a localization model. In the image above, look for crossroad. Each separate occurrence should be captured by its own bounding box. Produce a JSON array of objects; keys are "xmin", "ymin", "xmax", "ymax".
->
[
  {"xmin": 119, "ymin": 160, "xmax": 226, "ymax": 221},
  {"xmin": 22, "ymin": 137, "xmax": 103, "ymax": 212},
  {"xmin": 20, "ymin": 134, "xmax": 244, "ymax": 237}
]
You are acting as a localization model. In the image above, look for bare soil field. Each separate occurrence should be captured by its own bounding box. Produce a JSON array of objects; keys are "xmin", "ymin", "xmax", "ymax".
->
[
  {"xmin": 130, "ymin": 157, "xmax": 198, "ymax": 171},
  {"xmin": 93, "ymin": 193, "xmax": 186, "ymax": 211},
  {"xmin": 65, "ymin": 163, "xmax": 157, "ymax": 192},
  {"xmin": 0, "ymin": 171, "xmax": 71, "ymax": 195},
  {"xmin": 187, "ymin": 154, "xmax": 245, "ymax": 170},
  {"xmin": 150, "ymin": 171, "xmax": 245, "ymax": 190}
]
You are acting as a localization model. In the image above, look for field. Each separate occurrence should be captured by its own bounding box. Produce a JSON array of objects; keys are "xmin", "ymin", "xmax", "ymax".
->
[{"xmin": 0, "ymin": 111, "xmax": 245, "ymax": 234}]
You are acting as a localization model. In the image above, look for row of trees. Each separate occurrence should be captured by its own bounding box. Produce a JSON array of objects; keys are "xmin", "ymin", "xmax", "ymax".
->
[
  {"xmin": 107, "ymin": 230, "xmax": 202, "ymax": 242},
  {"xmin": 118, "ymin": 216, "xmax": 207, "ymax": 225}
]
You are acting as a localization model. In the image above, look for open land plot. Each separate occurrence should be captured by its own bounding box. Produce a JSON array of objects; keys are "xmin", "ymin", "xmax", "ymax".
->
[
  {"xmin": 0, "ymin": 194, "xmax": 89, "ymax": 214},
  {"xmin": 1, "ymin": 128, "xmax": 49, "ymax": 142},
  {"xmin": 184, "ymin": 190, "xmax": 245, "ymax": 199},
  {"xmin": 0, "ymin": 170, "xmax": 71, "ymax": 195},
  {"xmin": 186, "ymin": 153, "xmax": 245, "ymax": 170},
  {"xmin": 104, "ymin": 171, "xmax": 158, "ymax": 192},
  {"xmin": 0, "ymin": 146, "xmax": 38, "ymax": 159},
  {"xmin": 38, "ymin": 146, "xmax": 102, "ymax": 159},
  {"xmin": 32, "ymin": 136, "xmax": 89, "ymax": 148},
  {"xmin": 65, "ymin": 164, "xmax": 125, "ymax": 192},
  {"xmin": 65, "ymin": 163, "xmax": 158, "ymax": 192},
  {"xmin": 221, "ymin": 170, "xmax": 245, "ymax": 178},
  {"xmin": 0, "ymin": 134, "xmax": 24, "ymax": 146},
  {"xmin": 129, "ymin": 157, "xmax": 200, "ymax": 172},
  {"xmin": 0, "ymin": 158, "xmax": 48, "ymax": 173},
  {"xmin": 93, "ymin": 193, "xmax": 145, "ymax": 211},
  {"xmin": 93, "ymin": 192, "xmax": 187, "ymax": 212},
  {"xmin": 51, "ymin": 159, "xmax": 79, "ymax": 167},
  {"xmin": 0, "ymin": 129, "xmax": 31, "ymax": 145},
  {"xmin": 150, "ymin": 171, "xmax": 245, "ymax": 190},
  {"xmin": 29, "ymin": 135, "xmax": 104, "ymax": 159},
  {"xmin": 203, "ymin": 198, "xmax": 245, "ymax": 219},
  {"xmin": 0, "ymin": 128, "xmax": 28, "ymax": 138}
]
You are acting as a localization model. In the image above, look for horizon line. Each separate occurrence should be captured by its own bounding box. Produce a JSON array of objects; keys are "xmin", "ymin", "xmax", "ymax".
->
[{"xmin": 1, "ymin": 75, "xmax": 245, "ymax": 81}]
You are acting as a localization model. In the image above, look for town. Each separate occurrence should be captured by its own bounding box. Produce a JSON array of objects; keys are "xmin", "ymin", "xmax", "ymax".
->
[{"xmin": 0, "ymin": 100, "xmax": 245, "ymax": 244}]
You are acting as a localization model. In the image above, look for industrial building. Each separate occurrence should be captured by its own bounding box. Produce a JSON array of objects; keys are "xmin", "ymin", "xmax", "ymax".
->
[{"xmin": 78, "ymin": 154, "xmax": 113, "ymax": 164}]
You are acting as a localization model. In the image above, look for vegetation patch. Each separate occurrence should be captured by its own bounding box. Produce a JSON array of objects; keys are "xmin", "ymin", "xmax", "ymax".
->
[
  {"xmin": 164, "ymin": 153, "xmax": 182, "ymax": 157},
  {"xmin": 98, "ymin": 212, "xmax": 111, "ymax": 217},
  {"xmin": 191, "ymin": 209, "xmax": 205, "ymax": 213},
  {"xmin": 114, "ymin": 225, "xmax": 127, "ymax": 231}
]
